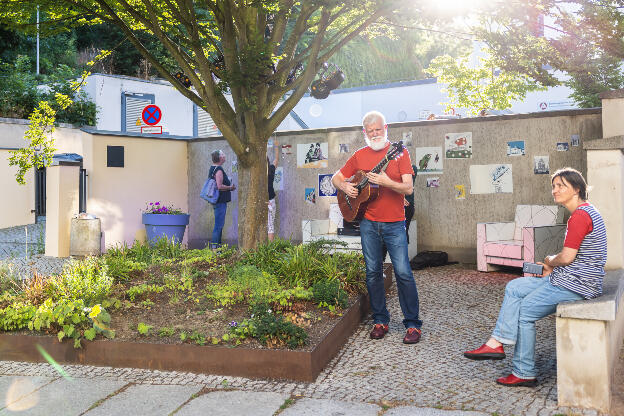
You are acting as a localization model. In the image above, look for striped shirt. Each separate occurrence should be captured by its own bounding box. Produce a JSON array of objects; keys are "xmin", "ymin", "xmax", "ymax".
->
[{"xmin": 549, "ymin": 204, "xmax": 607, "ymax": 299}]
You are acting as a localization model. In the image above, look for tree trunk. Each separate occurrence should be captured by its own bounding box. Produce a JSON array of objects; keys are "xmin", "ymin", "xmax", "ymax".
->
[{"xmin": 237, "ymin": 144, "xmax": 268, "ymax": 250}]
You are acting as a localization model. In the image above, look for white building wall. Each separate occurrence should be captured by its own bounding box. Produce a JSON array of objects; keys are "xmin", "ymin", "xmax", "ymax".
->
[{"xmin": 82, "ymin": 73, "xmax": 579, "ymax": 136}]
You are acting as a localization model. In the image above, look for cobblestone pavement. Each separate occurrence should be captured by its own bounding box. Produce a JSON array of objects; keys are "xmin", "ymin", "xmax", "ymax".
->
[
  {"xmin": 0, "ymin": 223, "xmax": 69, "ymax": 278},
  {"xmin": 1, "ymin": 265, "xmax": 616, "ymax": 415}
]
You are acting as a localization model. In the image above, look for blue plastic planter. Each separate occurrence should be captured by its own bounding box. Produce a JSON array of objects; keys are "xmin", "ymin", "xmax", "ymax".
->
[{"xmin": 142, "ymin": 213, "xmax": 190, "ymax": 245}]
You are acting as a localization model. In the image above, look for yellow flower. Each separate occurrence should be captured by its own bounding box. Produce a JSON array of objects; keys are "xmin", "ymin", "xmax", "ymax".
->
[{"xmin": 88, "ymin": 304, "xmax": 102, "ymax": 318}]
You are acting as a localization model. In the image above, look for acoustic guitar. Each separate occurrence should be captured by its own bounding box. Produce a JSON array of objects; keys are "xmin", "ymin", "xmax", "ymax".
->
[{"xmin": 337, "ymin": 141, "xmax": 404, "ymax": 222}]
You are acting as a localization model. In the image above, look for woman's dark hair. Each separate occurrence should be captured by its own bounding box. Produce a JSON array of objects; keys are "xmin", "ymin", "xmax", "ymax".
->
[
  {"xmin": 551, "ymin": 167, "xmax": 588, "ymax": 200},
  {"xmin": 211, "ymin": 150, "xmax": 223, "ymax": 163}
]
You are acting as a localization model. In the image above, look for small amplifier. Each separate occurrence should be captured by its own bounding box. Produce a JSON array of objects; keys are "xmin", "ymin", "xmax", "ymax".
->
[{"xmin": 337, "ymin": 227, "xmax": 360, "ymax": 236}]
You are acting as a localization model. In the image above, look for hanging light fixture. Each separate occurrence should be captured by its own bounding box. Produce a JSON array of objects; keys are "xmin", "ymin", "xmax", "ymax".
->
[
  {"xmin": 310, "ymin": 62, "xmax": 345, "ymax": 99},
  {"xmin": 174, "ymin": 72, "xmax": 191, "ymax": 88}
]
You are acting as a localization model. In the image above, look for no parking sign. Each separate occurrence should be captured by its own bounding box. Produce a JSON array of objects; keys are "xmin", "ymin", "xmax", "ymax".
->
[{"xmin": 141, "ymin": 104, "xmax": 162, "ymax": 134}]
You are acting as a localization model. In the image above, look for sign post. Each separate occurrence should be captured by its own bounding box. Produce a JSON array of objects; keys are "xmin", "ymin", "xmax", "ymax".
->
[{"xmin": 141, "ymin": 104, "xmax": 163, "ymax": 134}]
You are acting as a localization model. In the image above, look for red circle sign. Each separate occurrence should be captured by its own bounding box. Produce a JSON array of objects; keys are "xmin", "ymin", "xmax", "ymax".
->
[{"xmin": 142, "ymin": 105, "xmax": 162, "ymax": 126}]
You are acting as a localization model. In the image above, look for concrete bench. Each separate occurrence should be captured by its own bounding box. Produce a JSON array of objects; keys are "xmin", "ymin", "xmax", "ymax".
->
[
  {"xmin": 555, "ymin": 269, "xmax": 624, "ymax": 412},
  {"xmin": 301, "ymin": 203, "xmax": 417, "ymax": 258}
]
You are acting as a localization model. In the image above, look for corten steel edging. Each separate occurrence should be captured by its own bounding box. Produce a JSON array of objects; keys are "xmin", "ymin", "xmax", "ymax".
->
[{"xmin": 0, "ymin": 266, "xmax": 394, "ymax": 382}]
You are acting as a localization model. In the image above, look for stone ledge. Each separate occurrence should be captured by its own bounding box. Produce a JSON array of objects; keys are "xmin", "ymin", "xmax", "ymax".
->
[
  {"xmin": 599, "ymin": 89, "xmax": 624, "ymax": 99},
  {"xmin": 556, "ymin": 269, "xmax": 624, "ymax": 321},
  {"xmin": 583, "ymin": 135, "xmax": 624, "ymax": 150}
]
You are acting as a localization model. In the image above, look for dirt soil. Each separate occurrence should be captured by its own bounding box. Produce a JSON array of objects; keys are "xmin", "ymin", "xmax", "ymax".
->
[{"xmin": 103, "ymin": 262, "xmax": 359, "ymax": 351}]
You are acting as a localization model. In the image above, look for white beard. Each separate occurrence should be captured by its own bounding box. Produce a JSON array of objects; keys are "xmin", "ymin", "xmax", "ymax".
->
[{"xmin": 365, "ymin": 132, "xmax": 389, "ymax": 151}]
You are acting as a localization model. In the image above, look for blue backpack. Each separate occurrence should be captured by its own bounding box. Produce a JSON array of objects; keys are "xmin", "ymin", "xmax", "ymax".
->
[{"xmin": 200, "ymin": 168, "xmax": 219, "ymax": 204}]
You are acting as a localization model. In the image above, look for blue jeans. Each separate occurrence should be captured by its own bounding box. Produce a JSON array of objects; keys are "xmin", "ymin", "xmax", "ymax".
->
[
  {"xmin": 492, "ymin": 276, "xmax": 583, "ymax": 378},
  {"xmin": 359, "ymin": 218, "xmax": 422, "ymax": 329},
  {"xmin": 211, "ymin": 202, "xmax": 227, "ymax": 248}
]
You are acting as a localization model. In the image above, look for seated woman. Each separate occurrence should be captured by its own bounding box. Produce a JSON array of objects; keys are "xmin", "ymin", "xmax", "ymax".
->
[{"xmin": 464, "ymin": 167, "xmax": 607, "ymax": 387}]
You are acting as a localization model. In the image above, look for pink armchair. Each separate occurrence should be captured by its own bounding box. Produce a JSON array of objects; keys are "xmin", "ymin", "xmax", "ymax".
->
[{"xmin": 477, "ymin": 205, "xmax": 566, "ymax": 275}]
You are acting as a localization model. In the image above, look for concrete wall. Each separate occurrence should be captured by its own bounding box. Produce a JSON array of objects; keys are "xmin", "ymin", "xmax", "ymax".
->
[
  {"xmin": 1, "ymin": 118, "xmax": 188, "ymax": 251},
  {"xmin": 0, "ymin": 119, "xmax": 87, "ymax": 229},
  {"xmin": 187, "ymin": 109, "xmax": 601, "ymax": 261},
  {"xmin": 83, "ymin": 132, "xmax": 188, "ymax": 249},
  {"xmin": 0, "ymin": 150, "xmax": 35, "ymax": 229}
]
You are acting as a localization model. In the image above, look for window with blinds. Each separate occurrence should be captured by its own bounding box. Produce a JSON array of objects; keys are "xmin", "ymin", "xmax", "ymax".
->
[
  {"xmin": 125, "ymin": 96, "xmax": 152, "ymax": 133},
  {"xmin": 196, "ymin": 107, "xmax": 221, "ymax": 137}
]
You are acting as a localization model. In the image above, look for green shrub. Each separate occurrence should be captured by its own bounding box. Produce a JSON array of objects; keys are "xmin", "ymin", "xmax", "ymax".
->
[
  {"xmin": 104, "ymin": 256, "xmax": 146, "ymax": 282},
  {"xmin": 205, "ymin": 264, "xmax": 312, "ymax": 308},
  {"xmin": 239, "ymin": 238, "xmax": 293, "ymax": 274},
  {"xmin": 312, "ymin": 279, "xmax": 348, "ymax": 309},
  {"xmin": 0, "ymin": 263, "xmax": 21, "ymax": 295},
  {"xmin": 49, "ymin": 257, "xmax": 113, "ymax": 306},
  {"xmin": 0, "ymin": 56, "xmax": 97, "ymax": 125},
  {"xmin": 250, "ymin": 304, "xmax": 308, "ymax": 349},
  {"xmin": 126, "ymin": 283, "xmax": 164, "ymax": 301},
  {"xmin": 229, "ymin": 264, "xmax": 278, "ymax": 294},
  {"xmin": 0, "ymin": 301, "xmax": 36, "ymax": 331}
]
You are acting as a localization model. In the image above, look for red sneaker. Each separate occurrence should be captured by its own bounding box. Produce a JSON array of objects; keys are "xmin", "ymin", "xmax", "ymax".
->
[
  {"xmin": 369, "ymin": 324, "xmax": 389, "ymax": 339},
  {"xmin": 496, "ymin": 374, "xmax": 537, "ymax": 387},
  {"xmin": 463, "ymin": 343, "xmax": 506, "ymax": 360}
]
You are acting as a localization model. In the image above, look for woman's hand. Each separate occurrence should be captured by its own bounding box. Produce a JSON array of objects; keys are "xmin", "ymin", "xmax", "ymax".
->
[{"xmin": 537, "ymin": 261, "xmax": 553, "ymax": 277}]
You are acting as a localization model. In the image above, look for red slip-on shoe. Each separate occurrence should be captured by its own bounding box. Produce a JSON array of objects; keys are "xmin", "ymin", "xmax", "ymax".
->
[
  {"xmin": 496, "ymin": 374, "xmax": 537, "ymax": 387},
  {"xmin": 369, "ymin": 324, "xmax": 389, "ymax": 339},
  {"xmin": 463, "ymin": 343, "xmax": 506, "ymax": 360},
  {"xmin": 403, "ymin": 327, "xmax": 422, "ymax": 344}
]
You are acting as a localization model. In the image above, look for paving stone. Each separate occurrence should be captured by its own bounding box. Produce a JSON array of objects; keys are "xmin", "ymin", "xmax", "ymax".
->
[
  {"xmin": 84, "ymin": 384, "xmax": 201, "ymax": 416},
  {"xmin": 280, "ymin": 398, "xmax": 380, "ymax": 416},
  {"xmin": 385, "ymin": 408, "xmax": 489, "ymax": 416},
  {"xmin": 0, "ymin": 377, "xmax": 56, "ymax": 411},
  {"xmin": 175, "ymin": 390, "xmax": 288, "ymax": 416},
  {"xmin": 0, "ymin": 264, "xmax": 616, "ymax": 415},
  {"xmin": 0, "ymin": 378, "xmax": 126, "ymax": 416}
]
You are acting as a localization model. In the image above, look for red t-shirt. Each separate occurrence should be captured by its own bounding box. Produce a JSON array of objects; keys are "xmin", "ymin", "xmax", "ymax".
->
[
  {"xmin": 564, "ymin": 203, "xmax": 593, "ymax": 249},
  {"xmin": 340, "ymin": 144, "xmax": 414, "ymax": 222}
]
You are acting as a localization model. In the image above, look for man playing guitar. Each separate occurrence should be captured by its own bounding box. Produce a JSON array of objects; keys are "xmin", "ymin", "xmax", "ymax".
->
[{"xmin": 331, "ymin": 111, "xmax": 423, "ymax": 344}]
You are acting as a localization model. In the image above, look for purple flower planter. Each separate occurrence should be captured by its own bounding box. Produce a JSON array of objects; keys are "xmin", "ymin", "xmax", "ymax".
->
[{"xmin": 142, "ymin": 213, "xmax": 190, "ymax": 245}]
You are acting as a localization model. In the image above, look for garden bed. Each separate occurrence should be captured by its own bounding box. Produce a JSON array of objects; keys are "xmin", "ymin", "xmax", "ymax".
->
[
  {"xmin": 0, "ymin": 239, "xmax": 392, "ymax": 381},
  {"xmin": 0, "ymin": 267, "xmax": 390, "ymax": 381}
]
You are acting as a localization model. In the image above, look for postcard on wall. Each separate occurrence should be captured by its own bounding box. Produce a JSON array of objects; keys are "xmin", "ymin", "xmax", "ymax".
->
[
  {"xmin": 506, "ymin": 140, "xmax": 525, "ymax": 156},
  {"xmin": 281, "ymin": 144, "xmax": 292, "ymax": 155},
  {"xmin": 534, "ymin": 156, "xmax": 550, "ymax": 174},
  {"xmin": 231, "ymin": 159, "xmax": 238, "ymax": 173},
  {"xmin": 297, "ymin": 142, "xmax": 328, "ymax": 168},
  {"xmin": 273, "ymin": 167, "xmax": 284, "ymax": 191},
  {"xmin": 338, "ymin": 143, "xmax": 349, "ymax": 153},
  {"xmin": 445, "ymin": 132, "xmax": 472, "ymax": 159},
  {"xmin": 455, "ymin": 185, "xmax": 466, "ymax": 200},
  {"xmin": 469, "ymin": 164, "xmax": 513, "ymax": 194},
  {"xmin": 556, "ymin": 142, "xmax": 569, "ymax": 151},
  {"xmin": 304, "ymin": 188, "xmax": 316, "ymax": 204},
  {"xmin": 426, "ymin": 177, "xmax": 440, "ymax": 188},
  {"xmin": 402, "ymin": 131, "xmax": 413, "ymax": 147},
  {"xmin": 571, "ymin": 134, "xmax": 580, "ymax": 147},
  {"xmin": 318, "ymin": 174, "xmax": 337, "ymax": 197},
  {"xmin": 415, "ymin": 147, "xmax": 443, "ymax": 175}
]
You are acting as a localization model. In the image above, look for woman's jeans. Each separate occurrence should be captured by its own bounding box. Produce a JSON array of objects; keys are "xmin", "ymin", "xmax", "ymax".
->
[
  {"xmin": 492, "ymin": 276, "xmax": 584, "ymax": 378},
  {"xmin": 359, "ymin": 218, "xmax": 422, "ymax": 329},
  {"xmin": 211, "ymin": 202, "xmax": 227, "ymax": 248}
]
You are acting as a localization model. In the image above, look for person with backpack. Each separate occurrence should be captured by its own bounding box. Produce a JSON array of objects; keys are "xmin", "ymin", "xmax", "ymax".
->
[{"xmin": 208, "ymin": 150, "xmax": 236, "ymax": 248}]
